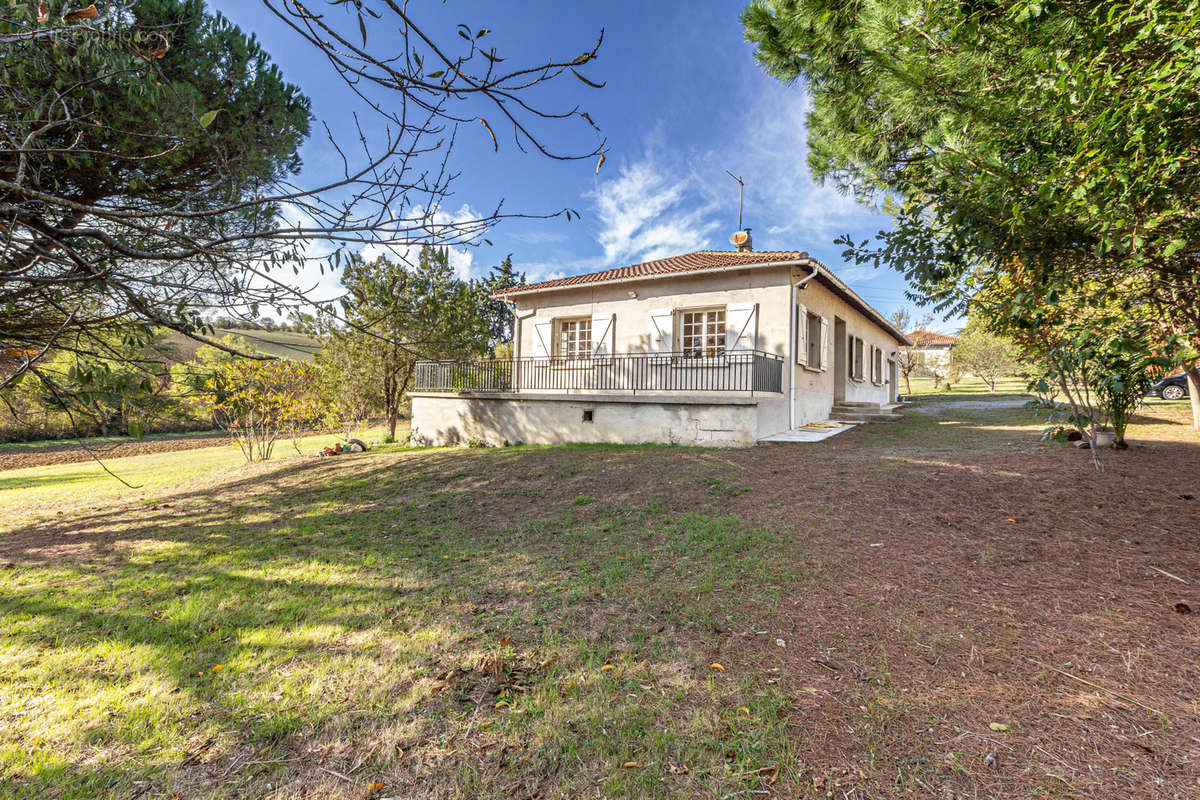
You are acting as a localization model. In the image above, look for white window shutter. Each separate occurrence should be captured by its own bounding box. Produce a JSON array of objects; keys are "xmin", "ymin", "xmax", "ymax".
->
[
  {"xmin": 794, "ymin": 294, "xmax": 808, "ymax": 366},
  {"xmin": 591, "ymin": 312, "xmax": 615, "ymax": 358},
  {"xmin": 819, "ymin": 317, "xmax": 829, "ymax": 371},
  {"xmin": 648, "ymin": 309, "xmax": 673, "ymax": 353},
  {"xmin": 725, "ymin": 302, "xmax": 758, "ymax": 352},
  {"xmin": 531, "ymin": 318, "xmax": 552, "ymax": 359}
]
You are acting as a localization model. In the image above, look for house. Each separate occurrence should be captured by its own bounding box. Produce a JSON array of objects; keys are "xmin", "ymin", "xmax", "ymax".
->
[
  {"xmin": 409, "ymin": 241, "xmax": 910, "ymax": 447},
  {"xmin": 905, "ymin": 329, "xmax": 958, "ymax": 367}
]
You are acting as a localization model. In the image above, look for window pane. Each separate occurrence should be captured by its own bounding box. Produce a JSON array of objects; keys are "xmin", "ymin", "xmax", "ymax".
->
[{"xmin": 558, "ymin": 319, "xmax": 592, "ymax": 359}]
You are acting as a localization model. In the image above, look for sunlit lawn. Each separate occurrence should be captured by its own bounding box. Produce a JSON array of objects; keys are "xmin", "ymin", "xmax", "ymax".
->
[
  {"xmin": 1, "ymin": 401, "xmax": 1197, "ymax": 799},
  {"xmin": 904, "ymin": 375, "xmax": 1028, "ymax": 395},
  {"xmin": 1, "ymin": 437, "xmax": 800, "ymax": 799},
  {"xmin": 0, "ymin": 426, "xmax": 393, "ymax": 529}
]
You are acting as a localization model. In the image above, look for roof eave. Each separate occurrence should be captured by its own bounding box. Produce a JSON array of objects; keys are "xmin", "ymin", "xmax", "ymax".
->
[
  {"xmin": 807, "ymin": 261, "xmax": 911, "ymax": 346},
  {"xmin": 493, "ymin": 254, "xmax": 911, "ymax": 347},
  {"xmin": 490, "ymin": 257, "xmax": 810, "ymax": 300}
]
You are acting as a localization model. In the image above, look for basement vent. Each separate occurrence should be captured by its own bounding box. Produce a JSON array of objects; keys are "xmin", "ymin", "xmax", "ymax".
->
[{"xmin": 582, "ymin": 409, "xmax": 594, "ymax": 423}]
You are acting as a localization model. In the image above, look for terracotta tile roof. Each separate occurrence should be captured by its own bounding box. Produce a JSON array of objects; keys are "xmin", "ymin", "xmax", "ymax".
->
[
  {"xmin": 493, "ymin": 250, "xmax": 808, "ymax": 296},
  {"xmin": 907, "ymin": 329, "xmax": 959, "ymax": 346},
  {"xmin": 494, "ymin": 248, "xmax": 911, "ymax": 345}
]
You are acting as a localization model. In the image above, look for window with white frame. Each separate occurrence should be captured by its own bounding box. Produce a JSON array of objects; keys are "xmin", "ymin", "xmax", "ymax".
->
[
  {"xmin": 556, "ymin": 317, "xmax": 592, "ymax": 360},
  {"xmin": 806, "ymin": 312, "xmax": 822, "ymax": 367},
  {"xmin": 872, "ymin": 346, "xmax": 883, "ymax": 384},
  {"xmin": 679, "ymin": 308, "xmax": 725, "ymax": 357}
]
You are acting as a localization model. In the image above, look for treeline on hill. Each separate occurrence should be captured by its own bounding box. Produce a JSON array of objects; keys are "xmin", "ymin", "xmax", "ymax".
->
[
  {"xmin": 0, "ymin": 248, "xmax": 523, "ymax": 447},
  {"xmin": 206, "ymin": 317, "xmax": 307, "ymax": 333}
]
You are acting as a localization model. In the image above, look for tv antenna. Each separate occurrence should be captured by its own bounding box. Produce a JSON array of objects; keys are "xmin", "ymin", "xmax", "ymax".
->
[{"xmin": 724, "ymin": 169, "xmax": 745, "ymax": 230}]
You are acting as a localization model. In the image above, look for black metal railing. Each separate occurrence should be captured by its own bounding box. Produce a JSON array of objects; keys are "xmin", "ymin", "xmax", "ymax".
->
[{"xmin": 413, "ymin": 350, "xmax": 784, "ymax": 395}]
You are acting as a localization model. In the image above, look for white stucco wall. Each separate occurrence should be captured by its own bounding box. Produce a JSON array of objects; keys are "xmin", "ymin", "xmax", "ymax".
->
[
  {"xmin": 788, "ymin": 277, "xmax": 900, "ymax": 420},
  {"xmin": 409, "ymin": 393, "xmax": 762, "ymax": 448},
  {"xmin": 509, "ymin": 267, "xmax": 795, "ymax": 438}
]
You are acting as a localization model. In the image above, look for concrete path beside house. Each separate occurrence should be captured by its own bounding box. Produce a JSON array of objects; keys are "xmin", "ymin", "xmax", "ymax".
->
[{"xmin": 759, "ymin": 423, "xmax": 858, "ymax": 443}]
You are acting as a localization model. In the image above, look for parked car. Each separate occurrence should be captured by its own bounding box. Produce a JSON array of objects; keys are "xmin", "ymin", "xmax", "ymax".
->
[{"xmin": 1147, "ymin": 373, "xmax": 1190, "ymax": 400}]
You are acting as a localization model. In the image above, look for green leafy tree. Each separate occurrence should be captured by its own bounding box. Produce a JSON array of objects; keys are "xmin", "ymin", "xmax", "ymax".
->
[
  {"xmin": 30, "ymin": 329, "xmax": 181, "ymax": 437},
  {"xmin": 949, "ymin": 319, "xmax": 1022, "ymax": 392},
  {"xmin": 744, "ymin": 0, "xmax": 1200, "ymax": 427},
  {"xmin": 318, "ymin": 247, "xmax": 488, "ymax": 441},
  {"xmin": 977, "ymin": 269, "xmax": 1166, "ymax": 463},
  {"xmin": 480, "ymin": 255, "xmax": 525, "ymax": 347},
  {"xmin": 2, "ymin": 0, "xmax": 310, "ymax": 376},
  {"xmin": 169, "ymin": 333, "xmax": 258, "ymax": 425}
]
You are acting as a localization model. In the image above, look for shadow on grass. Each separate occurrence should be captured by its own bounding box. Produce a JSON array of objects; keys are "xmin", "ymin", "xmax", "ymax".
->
[
  {"xmin": 3, "ymin": 407, "xmax": 1199, "ymax": 798},
  {"xmin": 1, "ymin": 445, "xmax": 807, "ymax": 798}
]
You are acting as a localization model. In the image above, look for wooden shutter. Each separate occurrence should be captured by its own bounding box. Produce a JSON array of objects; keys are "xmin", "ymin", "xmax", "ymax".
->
[
  {"xmin": 725, "ymin": 302, "xmax": 758, "ymax": 352},
  {"xmin": 819, "ymin": 317, "xmax": 829, "ymax": 371},
  {"xmin": 531, "ymin": 318, "xmax": 552, "ymax": 359},
  {"xmin": 648, "ymin": 309, "xmax": 673, "ymax": 353},
  {"xmin": 591, "ymin": 312, "xmax": 615, "ymax": 358},
  {"xmin": 794, "ymin": 289, "xmax": 808, "ymax": 366}
]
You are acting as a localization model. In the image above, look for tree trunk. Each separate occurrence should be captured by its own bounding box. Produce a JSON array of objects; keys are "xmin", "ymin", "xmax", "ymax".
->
[
  {"xmin": 903, "ymin": 372, "xmax": 911, "ymax": 396},
  {"xmin": 1185, "ymin": 365, "xmax": 1200, "ymax": 431}
]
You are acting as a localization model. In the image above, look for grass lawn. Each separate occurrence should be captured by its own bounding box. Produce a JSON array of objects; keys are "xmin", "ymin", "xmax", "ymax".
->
[
  {"xmin": 904, "ymin": 375, "xmax": 1028, "ymax": 396},
  {"xmin": 0, "ymin": 427, "xmax": 393, "ymax": 527},
  {"xmin": 1, "ymin": 401, "xmax": 1198, "ymax": 798},
  {"xmin": 0, "ymin": 430, "xmax": 219, "ymax": 451}
]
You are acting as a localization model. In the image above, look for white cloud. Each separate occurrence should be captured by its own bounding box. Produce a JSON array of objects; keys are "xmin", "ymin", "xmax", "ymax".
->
[
  {"xmin": 701, "ymin": 85, "xmax": 880, "ymax": 251},
  {"xmin": 588, "ymin": 157, "xmax": 719, "ymax": 265},
  {"xmin": 577, "ymin": 83, "xmax": 882, "ymax": 281}
]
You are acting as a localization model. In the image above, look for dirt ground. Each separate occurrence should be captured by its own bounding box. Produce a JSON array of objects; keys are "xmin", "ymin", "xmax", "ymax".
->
[
  {"xmin": 3, "ymin": 398, "xmax": 1199, "ymax": 798},
  {"xmin": 0, "ymin": 431, "xmax": 230, "ymax": 471}
]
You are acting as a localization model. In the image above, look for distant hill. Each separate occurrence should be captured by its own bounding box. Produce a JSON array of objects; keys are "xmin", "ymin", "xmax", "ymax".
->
[{"xmin": 167, "ymin": 328, "xmax": 322, "ymax": 363}]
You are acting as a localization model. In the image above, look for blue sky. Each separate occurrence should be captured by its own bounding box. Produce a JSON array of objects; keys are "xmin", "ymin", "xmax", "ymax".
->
[{"xmin": 212, "ymin": 0, "xmax": 946, "ymax": 329}]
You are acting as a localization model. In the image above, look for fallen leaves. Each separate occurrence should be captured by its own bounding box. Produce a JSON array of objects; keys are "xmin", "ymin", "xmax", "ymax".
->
[
  {"xmin": 988, "ymin": 722, "xmax": 1010, "ymax": 732},
  {"xmin": 710, "ymin": 662, "xmax": 725, "ymax": 671}
]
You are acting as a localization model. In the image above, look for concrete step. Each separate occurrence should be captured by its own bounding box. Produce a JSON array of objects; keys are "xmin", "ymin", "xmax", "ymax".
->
[{"xmin": 829, "ymin": 408, "xmax": 904, "ymax": 423}]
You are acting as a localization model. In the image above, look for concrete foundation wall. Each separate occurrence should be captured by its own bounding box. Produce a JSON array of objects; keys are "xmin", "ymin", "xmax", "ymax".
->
[{"xmin": 410, "ymin": 393, "xmax": 761, "ymax": 448}]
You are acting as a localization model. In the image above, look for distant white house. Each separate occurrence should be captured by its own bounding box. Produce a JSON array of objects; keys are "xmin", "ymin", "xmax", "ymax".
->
[
  {"xmin": 409, "ymin": 240, "xmax": 910, "ymax": 447},
  {"xmin": 906, "ymin": 329, "xmax": 959, "ymax": 367}
]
